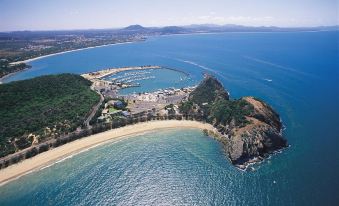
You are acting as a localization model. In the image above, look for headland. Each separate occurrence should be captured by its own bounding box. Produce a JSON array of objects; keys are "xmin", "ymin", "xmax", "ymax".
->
[{"xmin": 0, "ymin": 68, "xmax": 288, "ymax": 185}]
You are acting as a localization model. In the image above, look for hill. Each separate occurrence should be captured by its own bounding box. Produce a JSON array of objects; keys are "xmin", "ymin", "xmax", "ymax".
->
[
  {"xmin": 180, "ymin": 75, "xmax": 288, "ymax": 169},
  {"xmin": 1, "ymin": 24, "xmax": 337, "ymax": 79},
  {"xmin": 123, "ymin": 24, "xmax": 148, "ymax": 31},
  {"xmin": 189, "ymin": 75, "xmax": 229, "ymax": 104},
  {"xmin": 0, "ymin": 74, "xmax": 100, "ymax": 157}
]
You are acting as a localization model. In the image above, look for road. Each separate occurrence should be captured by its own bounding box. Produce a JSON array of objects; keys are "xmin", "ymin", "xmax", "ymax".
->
[{"xmin": 83, "ymin": 86, "xmax": 104, "ymax": 129}]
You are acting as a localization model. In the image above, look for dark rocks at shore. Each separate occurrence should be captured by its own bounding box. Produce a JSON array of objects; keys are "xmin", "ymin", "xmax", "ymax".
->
[
  {"xmin": 185, "ymin": 75, "xmax": 288, "ymax": 169},
  {"xmin": 0, "ymin": 74, "xmax": 288, "ymax": 171},
  {"xmin": 226, "ymin": 97, "xmax": 288, "ymax": 168}
]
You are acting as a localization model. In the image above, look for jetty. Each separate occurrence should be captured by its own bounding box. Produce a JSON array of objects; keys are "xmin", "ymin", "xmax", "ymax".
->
[{"xmin": 81, "ymin": 65, "xmax": 161, "ymax": 80}]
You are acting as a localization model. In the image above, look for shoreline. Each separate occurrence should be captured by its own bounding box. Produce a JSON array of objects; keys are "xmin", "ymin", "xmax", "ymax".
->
[
  {"xmin": 8, "ymin": 29, "xmax": 329, "ymax": 65},
  {"xmin": 10, "ymin": 41, "xmax": 137, "ymax": 65},
  {"xmin": 3, "ymin": 29, "xmax": 335, "ymax": 83},
  {"xmin": 0, "ymin": 67, "xmax": 31, "ymax": 84},
  {"xmin": 0, "ymin": 120, "xmax": 214, "ymax": 186},
  {"xmin": 0, "ymin": 41, "xmax": 138, "ymax": 83}
]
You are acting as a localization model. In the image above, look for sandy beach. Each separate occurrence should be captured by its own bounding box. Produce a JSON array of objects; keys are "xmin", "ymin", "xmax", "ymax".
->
[
  {"xmin": 9, "ymin": 41, "xmax": 136, "ymax": 65},
  {"xmin": 0, "ymin": 120, "xmax": 214, "ymax": 186},
  {"xmin": 0, "ymin": 41, "xmax": 137, "ymax": 83},
  {"xmin": 1, "ymin": 41, "xmax": 140, "ymax": 84}
]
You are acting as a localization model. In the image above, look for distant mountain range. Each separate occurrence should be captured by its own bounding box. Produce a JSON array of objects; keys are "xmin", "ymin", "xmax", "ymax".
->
[
  {"xmin": 1, "ymin": 23, "xmax": 336, "ymax": 79},
  {"xmin": 1, "ymin": 24, "xmax": 338, "ymax": 38},
  {"xmin": 117, "ymin": 24, "xmax": 339, "ymax": 35}
]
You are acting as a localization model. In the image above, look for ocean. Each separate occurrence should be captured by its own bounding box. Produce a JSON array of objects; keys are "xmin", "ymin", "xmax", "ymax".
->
[{"xmin": 1, "ymin": 31, "xmax": 338, "ymax": 205}]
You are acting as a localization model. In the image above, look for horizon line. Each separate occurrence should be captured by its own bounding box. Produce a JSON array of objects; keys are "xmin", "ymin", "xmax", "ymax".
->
[{"xmin": 0, "ymin": 23, "xmax": 338, "ymax": 33}]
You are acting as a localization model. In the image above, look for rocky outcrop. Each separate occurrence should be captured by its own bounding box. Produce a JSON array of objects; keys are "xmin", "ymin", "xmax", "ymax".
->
[
  {"xmin": 244, "ymin": 96, "xmax": 282, "ymax": 130},
  {"xmin": 183, "ymin": 76, "xmax": 288, "ymax": 169},
  {"xmin": 189, "ymin": 75, "xmax": 229, "ymax": 104},
  {"xmin": 224, "ymin": 97, "xmax": 287, "ymax": 169}
]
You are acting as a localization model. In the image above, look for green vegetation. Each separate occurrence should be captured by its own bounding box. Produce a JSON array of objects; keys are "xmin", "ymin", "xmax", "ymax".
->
[
  {"xmin": 209, "ymin": 99, "xmax": 253, "ymax": 127},
  {"xmin": 109, "ymin": 108, "xmax": 119, "ymax": 113},
  {"xmin": 189, "ymin": 75, "xmax": 229, "ymax": 105},
  {"xmin": 0, "ymin": 60, "xmax": 30, "ymax": 79},
  {"xmin": 164, "ymin": 104, "xmax": 174, "ymax": 109},
  {"xmin": 0, "ymin": 74, "xmax": 99, "ymax": 157},
  {"xmin": 180, "ymin": 76, "xmax": 253, "ymax": 127},
  {"xmin": 179, "ymin": 101, "xmax": 193, "ymax": 115},
  {"xmin": 0, "ymin": 30, "xmax": 144, "ymax": 78},
  {"xmin": 89, "ymin": 97, "xmax": 129, "ymax": 125}
]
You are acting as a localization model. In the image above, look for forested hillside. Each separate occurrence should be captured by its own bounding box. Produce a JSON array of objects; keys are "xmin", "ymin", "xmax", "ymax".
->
[{"xmin": 0, "ymin": 74, "xmax": 99, "ymax": 157}]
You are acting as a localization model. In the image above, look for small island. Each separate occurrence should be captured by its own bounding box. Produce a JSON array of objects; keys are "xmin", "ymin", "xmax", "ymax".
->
[{"xmin": 0, "ymin": 68, "xmax": 287, "ymax": 184}]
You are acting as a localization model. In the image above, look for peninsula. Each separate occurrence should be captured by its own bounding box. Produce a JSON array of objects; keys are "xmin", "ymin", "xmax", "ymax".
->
[
  {"xmin": 0, "ymin": 69, "xmax": 287, "ymax": 184},
  {"xmin": 179, "ymin": 75, "xmax": 288, "ymax": 168}
]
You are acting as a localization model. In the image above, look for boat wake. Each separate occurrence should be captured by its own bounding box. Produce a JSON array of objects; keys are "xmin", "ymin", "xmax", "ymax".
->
[
  {"xmin": 175, "ymin": 58, "xmax": 218, "ymax": 73},
  {"xmin": 263, "ymin": 78, "xmax": 273, "ymax": 82},
  {"xmin": 243, "ymin": 55, "xmax": 315, "ymax": 78},
  {"xmin": 172, "ymin": 58, "xmax": 232, "ymax": 82}
]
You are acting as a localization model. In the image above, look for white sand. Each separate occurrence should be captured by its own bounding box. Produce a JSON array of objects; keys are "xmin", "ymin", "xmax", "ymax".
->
[
  {"xmin": 0, "ymin": 120, "xmax": 214, "ymax": 186},
  {"xmin": 10, "ymin": 41, "xmax": 135, "ymax": 65}
]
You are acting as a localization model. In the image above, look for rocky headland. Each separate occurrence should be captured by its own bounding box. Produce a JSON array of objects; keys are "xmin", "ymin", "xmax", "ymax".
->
[{"xmin": 179, "ymin": 75, "xmax": 288, "ymax": 169}]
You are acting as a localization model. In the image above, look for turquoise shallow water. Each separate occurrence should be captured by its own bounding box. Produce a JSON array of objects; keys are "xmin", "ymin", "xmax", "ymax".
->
[
  {"xmin": 0, "ymin": 31, "xmax": 338, "ymax": 205},
  {"xmin": 0, "ymin": 129, "xmax": 301, "ymax": 205}
]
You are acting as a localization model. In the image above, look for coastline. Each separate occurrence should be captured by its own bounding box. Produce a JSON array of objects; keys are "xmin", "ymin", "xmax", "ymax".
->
[
  {"xmin": 0, "ymin": 41, "xmax": 138, "ymax": 83},
  {"xmin": 10, "ymin": 41, "xmax": 137, "ymax": 65},
  {"xmin": 0, "ymin": 68, "xmax": 28, "ymax": 84},
  {"xmin": 0, "ymin": 120, "xmax": 214, "ymax": 186},
  {"xmin": 3, "ymin": 29, "xmax": 334, "ymax": 83}
]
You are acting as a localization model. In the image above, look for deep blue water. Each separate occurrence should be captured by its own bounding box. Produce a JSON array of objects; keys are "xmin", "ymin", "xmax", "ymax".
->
[{"xmin": 0, "ymin": 31, "xmax": 338, "ymax": 205}]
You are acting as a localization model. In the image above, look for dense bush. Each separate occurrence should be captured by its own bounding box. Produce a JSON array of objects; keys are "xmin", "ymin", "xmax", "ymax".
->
[
  {"xmin": 189, "ymin": 76, "xmax": 229, "ymax": 105},
  {"xmin": 180, "ymin": 76, "xmax": 253, "ymax": 128},
  {"xmin": 209, "ymin": 99, "xmax": 254, "ymax": 127},
  {"xmin": 179, "ymin": 101, "xmax": 193, "ymax": 114},
  {"xmin": 0, "ymin": 74, "xmax": 100, "ymax": 157},
  {"xmin": 0, "ymin": 62, "xmax": 30, "ymax": 78}
]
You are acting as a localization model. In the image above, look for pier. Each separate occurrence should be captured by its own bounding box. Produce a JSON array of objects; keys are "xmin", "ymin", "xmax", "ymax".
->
[{"xmin": 81, "ymin": 65, "xmax": 161, "ymax": 80}]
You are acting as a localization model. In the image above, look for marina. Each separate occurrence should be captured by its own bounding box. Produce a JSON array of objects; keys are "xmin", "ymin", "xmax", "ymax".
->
[
  {"xmin": 82, "ymin": 65, "xmax": 196, "ymax": 121},
  {"xmin": 82, "ymin": 65, "xmax": 193, "ymax": 98},
  {"xmin": 81, "ymin": 65, "xmax": 162, "ymax": 80},
  {"xmin": 0, "ymin": 30, "xmax": 337, "ymax": 206}
]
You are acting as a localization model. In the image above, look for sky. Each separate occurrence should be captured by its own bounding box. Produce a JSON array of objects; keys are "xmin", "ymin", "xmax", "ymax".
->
[{"xmin": 0, "ymin": 0, "xmax": 338, "ymax": 31}]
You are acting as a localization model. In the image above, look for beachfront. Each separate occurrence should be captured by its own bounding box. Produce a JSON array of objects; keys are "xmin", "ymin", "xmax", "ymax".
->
[
  {"xmin": 9, "ymin": 41, "xmax": 136, "ymax": 65},
  {"xmin": 0, "ymin": 120, "xmax": 215, "ymax": 186}
]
